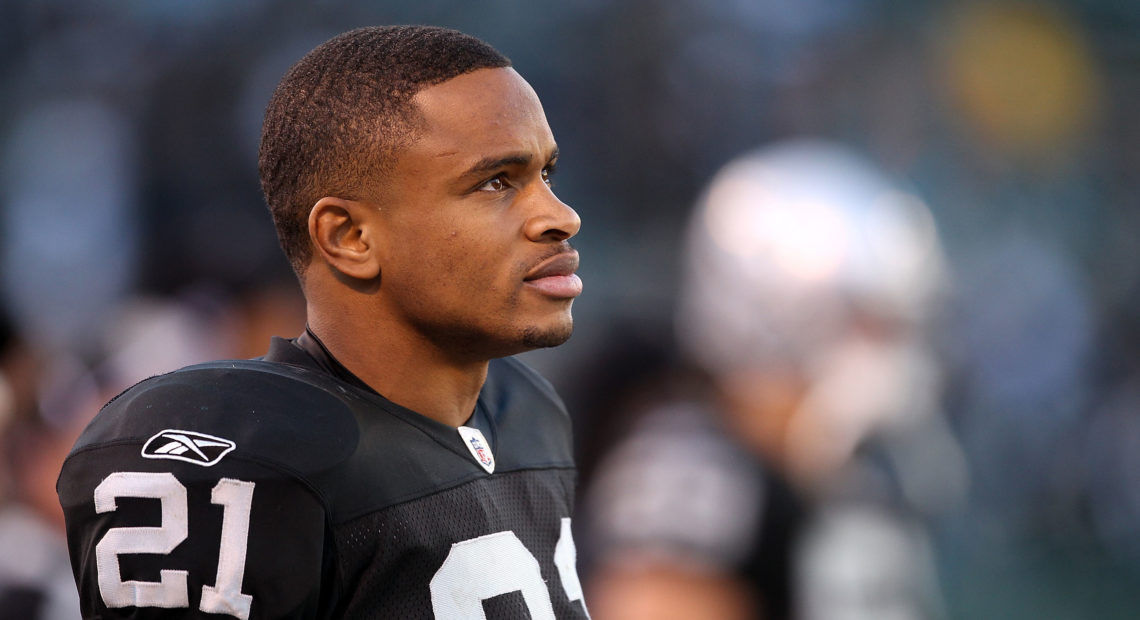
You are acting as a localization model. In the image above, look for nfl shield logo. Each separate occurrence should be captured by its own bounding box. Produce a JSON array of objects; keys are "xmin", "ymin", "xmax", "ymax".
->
[{"xmin": 457, "ymin": 426, "xmax": 495, "ymax": 474}]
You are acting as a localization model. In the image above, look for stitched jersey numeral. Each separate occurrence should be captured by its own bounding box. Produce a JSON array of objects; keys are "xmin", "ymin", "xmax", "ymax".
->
[
  {"xmin": 430, "ymin": 519, "xmax": 590, "ymax": 618},
  {"xmin": 94, "ymin": 472, "xmax": 588, "ymax": 618},
  {"xmin": 93, "ymin": 472, "xmax": 255, "ymax": 619}
]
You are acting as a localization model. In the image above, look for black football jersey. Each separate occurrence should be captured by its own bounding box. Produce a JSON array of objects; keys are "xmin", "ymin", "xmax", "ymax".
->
[{"xmin": 57, "ymin": 337, "xmax": 589, "ymax": 619}]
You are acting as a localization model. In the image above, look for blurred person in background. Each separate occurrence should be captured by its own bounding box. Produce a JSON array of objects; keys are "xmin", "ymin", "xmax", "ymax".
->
[
  {"xmin": 583, "ymin": 139, "xmax": 967, "ymax": 620},
  {"xmin": 0, "ymin": 357, "xmax": 94, "ymax": 620},
  {"xmin": 0, "ymin": 306, "xmax": 76, "ymax": 620}
]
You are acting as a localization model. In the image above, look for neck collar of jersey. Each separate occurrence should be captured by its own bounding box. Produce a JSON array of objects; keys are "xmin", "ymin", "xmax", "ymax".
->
[
  {"xmin": 278, "ymin": 327, "xmax": 378, "ymax": 396},
  {"xmin": 266, "ymin": 328, "xmax": 491, "ymax": 434}
]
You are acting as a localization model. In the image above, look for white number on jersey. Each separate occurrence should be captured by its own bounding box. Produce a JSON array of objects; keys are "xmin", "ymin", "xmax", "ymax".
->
[
  {"xmin": 430, "ymin": 520, "xmax": 590, "ymax": 618},
  {"xmin": 431, "ymin": 531, "xmax": 555, "ymax": 619},
  {"xmin": 95, "ymin": 473, "xmax": 589, "ymax": 619},
  {"xmin": 93, "ymin": 472, "xmax": 256, "ymax": 619},
  {"xmin": 95, "ymin": 473, "xmax": 190, "ymax": 609},
  {"xmin": 554, "ymin": 517, "xmax": 587, "ymax": 612}
]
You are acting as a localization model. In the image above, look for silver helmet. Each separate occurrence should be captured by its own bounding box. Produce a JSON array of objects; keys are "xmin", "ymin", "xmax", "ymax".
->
[{"xmin": 677, "ymin": 138, "xmax": 947, "ymax": 377}]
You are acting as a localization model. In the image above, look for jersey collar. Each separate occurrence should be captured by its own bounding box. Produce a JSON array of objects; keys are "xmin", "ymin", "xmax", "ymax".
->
[
  {"xmin": 266, "ymin": 328, "xmax": 377, "ymax": 395},
  {"xmin": 264, "ymin": 329, "xmax": 494, "ymax": 442}
]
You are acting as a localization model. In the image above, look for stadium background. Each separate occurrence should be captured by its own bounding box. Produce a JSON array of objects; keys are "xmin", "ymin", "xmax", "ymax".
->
[{"xmin": 1, "ymin": 0, "xmax": 1139, "ymax": 618}]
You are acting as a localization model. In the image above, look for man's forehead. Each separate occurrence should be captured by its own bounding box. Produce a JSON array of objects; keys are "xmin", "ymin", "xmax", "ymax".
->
[
  {"xmin": 410, "ymin": 67, "xmax": 554, "ymax": 158},
  {"xmin": 414, "ymin": 66, "xmax": 535, "ymax": 110}
]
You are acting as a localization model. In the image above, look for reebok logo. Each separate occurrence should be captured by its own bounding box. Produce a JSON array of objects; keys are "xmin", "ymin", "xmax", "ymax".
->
[{"xmin": 141, "ymin": 429, "xmax": 236, "ymax": 467}]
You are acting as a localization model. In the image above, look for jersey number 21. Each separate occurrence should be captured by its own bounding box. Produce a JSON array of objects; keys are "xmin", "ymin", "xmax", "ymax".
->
[{"xmin": 93, "ymin": 471, "xmax": 587, "ymax": 619}]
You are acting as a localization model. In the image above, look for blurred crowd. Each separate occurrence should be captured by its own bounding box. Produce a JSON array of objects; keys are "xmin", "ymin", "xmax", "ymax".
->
[{"xmin": 1, "ymin": 1, "xmax": 1139, "ymax": 618}]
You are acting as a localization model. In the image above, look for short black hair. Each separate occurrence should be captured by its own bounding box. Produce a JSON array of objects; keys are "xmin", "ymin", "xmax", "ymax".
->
[{"xmin": 259, "ymin": 25, "xmax": 511, "ymax": 276}]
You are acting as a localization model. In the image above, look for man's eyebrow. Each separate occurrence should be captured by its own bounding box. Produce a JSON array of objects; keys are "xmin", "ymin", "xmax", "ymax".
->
[{"xmin": 458, "ymin": 147, "xmax": 560, "ymax": 178}]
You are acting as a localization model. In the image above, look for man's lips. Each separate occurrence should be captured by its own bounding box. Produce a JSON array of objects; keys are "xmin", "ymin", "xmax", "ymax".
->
[
  {"xmin": 524, "ymin": 251, "xmax": 583, "ymax": 299},
  {"xmin": 525, "ymin": 251, "xmax": 579, "ymax": 280}
]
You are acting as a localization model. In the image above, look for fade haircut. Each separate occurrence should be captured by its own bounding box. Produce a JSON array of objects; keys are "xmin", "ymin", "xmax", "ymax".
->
[{"xmin": 259, "ymin": 26, "xmax": 511, "ymax": 276}]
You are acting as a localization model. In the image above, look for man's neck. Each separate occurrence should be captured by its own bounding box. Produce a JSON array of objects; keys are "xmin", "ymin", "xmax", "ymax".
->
[{"xmin": 306, "ymin": 312, "xmax": 489, "ymax": 428}]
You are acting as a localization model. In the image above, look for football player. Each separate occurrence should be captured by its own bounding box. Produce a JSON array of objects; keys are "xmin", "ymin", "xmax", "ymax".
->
[
  {"xmin": 57, "ymin": 26, "xmax": 588, "ymax": 619},
  {"xmin": 584, "ymin": 140, "xmax": 965, "ymax": 619}
]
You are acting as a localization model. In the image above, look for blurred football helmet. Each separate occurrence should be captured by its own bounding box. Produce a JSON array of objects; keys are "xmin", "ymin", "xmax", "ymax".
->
[
  {"xmin": 677, "ymin": 139, "xmax": 961, "ymax": 493},
  {"xmin": 677, "ymin": 138, "xmax": 946, "ymax": 376}
]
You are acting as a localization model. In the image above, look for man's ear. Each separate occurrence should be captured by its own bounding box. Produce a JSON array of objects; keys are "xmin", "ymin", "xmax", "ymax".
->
[{"xmin": 308, "ymin": 196, "xmax": 382, "ymax": 280}]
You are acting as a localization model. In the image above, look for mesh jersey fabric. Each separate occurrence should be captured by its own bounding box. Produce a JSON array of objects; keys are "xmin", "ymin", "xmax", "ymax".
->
[{"xmin": 57, "ymin": 336, "xmax": 587, "ymax": 619}]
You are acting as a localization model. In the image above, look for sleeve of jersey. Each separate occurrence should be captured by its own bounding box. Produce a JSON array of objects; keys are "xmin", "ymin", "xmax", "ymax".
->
[{"xmin": 57, "ymin": 370, "xmax": 347, "ymax": 619}]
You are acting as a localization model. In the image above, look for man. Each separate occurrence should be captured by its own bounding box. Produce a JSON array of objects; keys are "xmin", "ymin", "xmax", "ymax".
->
[{"xmin": 57, "ymin": 26, "xmax": 588, "ymax": 619}]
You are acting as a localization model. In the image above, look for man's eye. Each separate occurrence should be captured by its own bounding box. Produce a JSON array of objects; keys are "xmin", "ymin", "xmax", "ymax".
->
[
  {"xmin": 541, "ymin": 168, "xmax": 553, "ymax": 187},
  {"xmin": 478, "ymin": 175, "xmax": 509, "ymax": 192}
]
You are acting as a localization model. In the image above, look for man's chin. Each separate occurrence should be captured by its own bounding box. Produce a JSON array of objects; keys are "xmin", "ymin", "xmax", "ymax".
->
[{"xmin": 520, "ymin": 320, "xmax": 573, "ymax": 350}]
